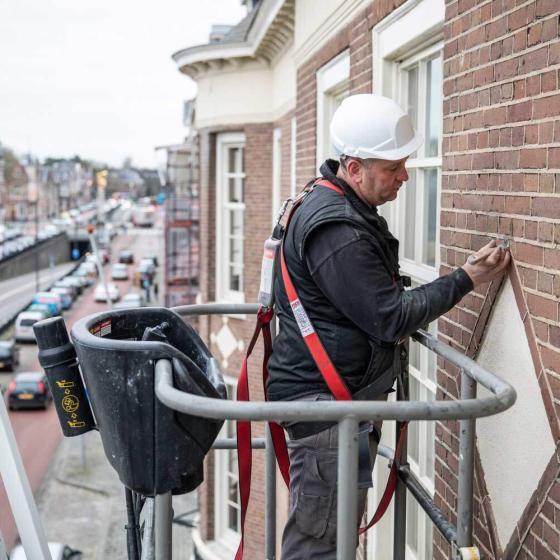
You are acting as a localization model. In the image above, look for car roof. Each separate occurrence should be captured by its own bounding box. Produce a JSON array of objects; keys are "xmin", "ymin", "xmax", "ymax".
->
[
  {"xmin": 18, "ymin": 311, "xmax": 45, "ymax": 319},
  {"xmin": 0, "ymin": 340, "xmax": 13, "ymax": 348},
  {"xmin": 14, "ymin": 372, "xmax": 44, "ymax": 382}
]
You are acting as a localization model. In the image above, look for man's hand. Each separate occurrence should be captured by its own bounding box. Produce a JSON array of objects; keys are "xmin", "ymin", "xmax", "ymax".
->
[{"xmin": 461, "ymin": 239, "xmax": 511, "ymax": 287}]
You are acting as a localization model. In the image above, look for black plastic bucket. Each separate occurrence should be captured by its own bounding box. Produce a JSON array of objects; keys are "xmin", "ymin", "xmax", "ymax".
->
[{"xmin": 71, "ymin": 307, "xmax": 226, "ymax": 495}]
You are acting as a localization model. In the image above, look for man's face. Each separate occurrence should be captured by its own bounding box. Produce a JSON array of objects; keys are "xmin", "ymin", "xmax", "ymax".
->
[{"xmin": 359, "ymin": 157, "xmax": 409, "ymax": 207}]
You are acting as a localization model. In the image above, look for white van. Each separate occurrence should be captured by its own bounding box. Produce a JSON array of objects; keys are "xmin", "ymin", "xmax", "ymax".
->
[{"xmin": 14, "ymin": 311, "xmax": 45, "ymax": 342}]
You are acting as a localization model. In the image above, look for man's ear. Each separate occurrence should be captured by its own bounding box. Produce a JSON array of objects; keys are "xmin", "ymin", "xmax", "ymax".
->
[{"xmin": 346, "ymin": 159, "xmax": 362, "ymax": 182}]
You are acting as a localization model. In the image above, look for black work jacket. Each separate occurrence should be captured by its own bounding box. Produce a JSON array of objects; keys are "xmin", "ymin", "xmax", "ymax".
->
[{"xmin": 267, "ymin": 161, "xmax": 472, "ymax": 421}]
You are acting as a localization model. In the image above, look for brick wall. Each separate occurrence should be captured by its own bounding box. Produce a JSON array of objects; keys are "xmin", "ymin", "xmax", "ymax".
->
[{"xmin": 439, "ymin": 0, "xmax": 560, "ymax": 558}]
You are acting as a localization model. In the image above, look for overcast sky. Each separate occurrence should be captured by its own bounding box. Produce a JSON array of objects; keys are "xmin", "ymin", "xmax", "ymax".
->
[{"xmin": 0, "ymin": 0, "xmax": 247, "ymax": 168}]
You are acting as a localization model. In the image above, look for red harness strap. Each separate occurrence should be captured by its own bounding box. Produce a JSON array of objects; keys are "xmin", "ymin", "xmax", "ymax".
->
[{"xmin": 235, "ymin": 179, "xmax": 407, "ymax": 559}]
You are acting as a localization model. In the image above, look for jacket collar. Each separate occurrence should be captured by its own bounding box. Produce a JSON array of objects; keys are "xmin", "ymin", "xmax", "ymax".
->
[{"xmin": 319, "ymin": 159, "xmax": 399, "ymax": 247}]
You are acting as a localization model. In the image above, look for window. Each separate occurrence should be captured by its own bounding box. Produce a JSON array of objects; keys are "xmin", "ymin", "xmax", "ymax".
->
[
  {"xmin": 370, "ymin": 1, "xmax": 444, "ymax": 558},
  {"xmin": 397, "ymin": 47, "xmax": 443, "ymax": 277},
  {"xmin": 216, "ymin": 133, "xmax": 246, "ymax": 302},
  {"xmin": 214, "ymin": 380, "xmax": 241, "ymax": 548},
  {"xmin": 316, "ymin": 50, "xmax": 350, "ymax": 169}
]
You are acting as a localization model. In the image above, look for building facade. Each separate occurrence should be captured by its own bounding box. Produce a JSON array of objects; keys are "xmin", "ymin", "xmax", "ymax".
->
[{"xmin": 173, "ymin": 0, "xmax": 560, "ymax": 558}]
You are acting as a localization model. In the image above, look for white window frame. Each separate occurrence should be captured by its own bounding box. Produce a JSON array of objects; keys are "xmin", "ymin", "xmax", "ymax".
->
[
  {"xmin": 316, "ymin": 49, "xmax": 350, "ymax": 170},
  {"xmin": 272, "ymin": 127, "xmax": 282, "ymax": 224},
  {"xmin": 216, "ymin": 132, "xmax": 246, "ymax": 303},
  {"xmin": 214, "ymin": 375, "xmax": 241, "ymax": 550},
  {"xmin": 369, "ymin": 1, "xmax": 444, "ymax": 559}
]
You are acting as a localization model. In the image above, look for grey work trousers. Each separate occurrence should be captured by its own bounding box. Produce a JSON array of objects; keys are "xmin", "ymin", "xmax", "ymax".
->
[{"xmin": 281, "ymin": 394, "xmax": 385, "ymax": 560}]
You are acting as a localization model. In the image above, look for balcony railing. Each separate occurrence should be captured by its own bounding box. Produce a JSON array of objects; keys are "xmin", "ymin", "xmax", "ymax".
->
[{"xmin": 152, "ymin": 303, "xmax": 517, "ymax": 560}]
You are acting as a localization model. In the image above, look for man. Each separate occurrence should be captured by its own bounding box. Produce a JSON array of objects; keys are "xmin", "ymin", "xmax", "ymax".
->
[{"xmin": 266, "ymin": 94, "xmax": 510, "ymax": 558}]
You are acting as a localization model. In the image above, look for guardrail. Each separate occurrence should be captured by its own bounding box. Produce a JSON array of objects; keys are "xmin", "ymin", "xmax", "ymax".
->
[{"xmin": 151, "ymin": 303, "xmax": 517, "ymax": 560}]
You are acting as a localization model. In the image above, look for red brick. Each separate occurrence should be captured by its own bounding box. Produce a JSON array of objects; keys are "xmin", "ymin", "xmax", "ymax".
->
[
  {"xmin": 515, "ymin": 242, "xmax": 545, "ymax": 265},
  {"xmin": 532, "ymin": 196, "xmax": 560, "ymax": 218},
  {"xmin": 519, "ymin": 47, "xmax": 549, "ymax": 74},
  {"xmin": 536, "ymin": 0, "xmax": 560, "ymax": 18},
  {"xmin": 533, "ymin": 94, "xmax": 560, "ymax": 119},
  {"xmin": 508, "ymin": 100, "xmax": 533, "ymax": 122},
  {"xmin": 528, "ymin": 293, "xmax": 558, "ymax": 320},
  {"xmin": 520, "ymin": 148, "xmax": 547, "ymax": 169}
]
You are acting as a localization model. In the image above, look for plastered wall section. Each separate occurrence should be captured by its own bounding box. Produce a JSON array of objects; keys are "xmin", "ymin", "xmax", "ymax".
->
[
  {"xmin": 195, "ymin": 45, "xmax": 296, "ymax": 129},
  {"xmin": 476, "ymin": 278, "xmax": 556, "ymax": 549}
]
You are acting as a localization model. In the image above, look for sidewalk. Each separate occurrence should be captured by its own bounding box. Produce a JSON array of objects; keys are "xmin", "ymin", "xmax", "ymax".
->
[{"xmin": 35, "ymin": 430, "xmax": 196, "ymax": 559}]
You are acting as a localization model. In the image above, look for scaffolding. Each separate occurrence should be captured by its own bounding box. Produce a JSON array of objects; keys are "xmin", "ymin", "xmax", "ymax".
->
[{"xmin": 159, "ymin": 141, "xmax": 200, "ymax": 308}]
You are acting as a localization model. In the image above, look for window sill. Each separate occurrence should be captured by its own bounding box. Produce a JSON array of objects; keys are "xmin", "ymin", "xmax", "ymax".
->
[{"xmin": 192, "ymin": 529, "xmax": 239, "ymax": 560}]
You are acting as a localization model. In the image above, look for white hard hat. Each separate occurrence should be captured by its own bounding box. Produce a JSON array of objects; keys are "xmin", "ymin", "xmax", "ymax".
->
[{"xmin": 330, "ymin": 94, "xmax": 423, "ymax": 161}]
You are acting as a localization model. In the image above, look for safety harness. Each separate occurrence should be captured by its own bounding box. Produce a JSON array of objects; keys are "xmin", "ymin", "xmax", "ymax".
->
[{"xmin": 235, "ymin": 179, "xmax": 408, "ymax": 559}]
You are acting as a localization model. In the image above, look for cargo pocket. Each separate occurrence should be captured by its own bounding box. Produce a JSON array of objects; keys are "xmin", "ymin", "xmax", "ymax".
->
[{"xmin": 295, "ymin": 449, "xmax": 337, "ymax": 543}]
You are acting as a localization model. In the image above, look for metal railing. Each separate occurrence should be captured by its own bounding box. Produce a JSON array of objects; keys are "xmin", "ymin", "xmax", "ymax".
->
[{"xmin": 150, "ymin": 303, "xmax": 517, "ymax": 560}]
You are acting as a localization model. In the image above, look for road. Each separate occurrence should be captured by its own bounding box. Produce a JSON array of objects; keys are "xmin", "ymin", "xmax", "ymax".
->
[
  {"xmin": 0, "ymin": 224, "xmax": 164, "ymax": 552},
  {"xmin": 0, "ymin": 262, "xmax": 78, "ymax": 328}
]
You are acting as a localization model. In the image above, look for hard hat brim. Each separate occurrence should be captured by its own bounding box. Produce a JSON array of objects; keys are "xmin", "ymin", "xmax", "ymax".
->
[{"xmin": 353, "ymin": 133, "xmax": 425, "ymax": 161}]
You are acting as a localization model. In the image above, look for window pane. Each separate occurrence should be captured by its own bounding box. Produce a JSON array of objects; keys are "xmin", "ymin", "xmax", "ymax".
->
[
  {"xmin": 228, "ymin": 147, "xmax": 236, "ymax": 172},
  {"xmin": 425, "ymin": 55, "xmax": 443, "ymax": 157},
  {"xmin": 409, "ymin": 339, "xmax": 421, "ymax": 372},
  {"xmin": 230, "ymin": 264, "xmax": 242, "ymax": 292},
  {"xmin": 228, "ymin": 147, "xmax": 243, "ymax": 174},
  {"xmin": 426, "ymin": 389, "xmax": 435, "ymax": 482},
  {"xmin": 406, "ymin": 492, "xmax": 419, "ymax": 554},
  {"xmin": 228, "ymin": 177, "xmax": 244, "ymax": 203},
  {"xmin": 427, "ymin": 322, "xmax": 438, "ymax": 384},
  {"xmin": 403, "ymin": 169, "xmax": 416, "ymax": 260},
  {"xmin": 230, "ymin": 209, "xmax": 243, "ymax": 237},
  {"xmin": 407, "ymin": 66, "xmax": 419, "ymax": 158},
  {"xmin": 408, "ymin": 377, "xmax": 420, "ymax": 466},
  {"xmin": 229, "ymin": 236, "xmax": 243, "ymax": 263},
  {"xmin": 422, "ymin": 168, "xmax": 438, "ymax": 267}
]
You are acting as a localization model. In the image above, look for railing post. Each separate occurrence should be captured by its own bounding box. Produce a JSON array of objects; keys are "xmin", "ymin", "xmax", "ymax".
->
[
  {"xmin": 265, "ymin": 425, "xmax": 277, "ymax": 559},
  {"xmin": 337, "ymin": 416, "xmax": 359, "ymax": 560},
  {"xmin": 265, "ymin": 317, "xmax": 278, "ymax": 559},
  {"xmin": 393, "ymin": 347, "xmax": 408, "ymax": 560},
  {"xmin": 457, "ymin": 369, "xmax": 476, "ymax": 548},
  {"xmin": 155, "ymin": 491, "xmax": 172, "ymax": 560}
]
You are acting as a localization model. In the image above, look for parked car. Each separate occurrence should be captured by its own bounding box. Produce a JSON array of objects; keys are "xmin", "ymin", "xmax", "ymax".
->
[
  {"xmin": 56, "ymin": 276, "xmax": 83, "ymax": 295},
  {"xmin": 50, "ymin": 287, "xmax": 73, "ymax": 310},
  {"xmin": 78, "ymin": 261, "xmax": 98, "ymax": 277},
  {"xmin": 94, "ymin": 282, "xmax": 120, "ymax": 302},
  {"xmin": 15, "ymin": 311, "xmax": 45, "ymax": 342},
  {"xmin": 0, "ymin": 341, "xmax": 19, "ymax": 371},
  {"xmin": 72, "ymin": 269, "xmax": 94, "ymax": 287},
  {"xmin": 111, "ymin": 263, "xmax": 129, "ymax": 281},
  {"xmin": 10, "ymin": 542, "xmax": 81, "ymax": 560},
  {"xmin": 6, "ymin": 372, "xmax": 52, "ymax": 410},
  {"xmin": 27, "ymin": 303, "xmax": 54, "ymax": 318},
  {"xmin": 118, "ymin": 249, "xmax": 134, "ymax": 264},
  {"xmin": 31, "ymin": 292, "xmax": 62, "ymax": 316},
  {"xmin": 53, "ymin": 280, "xmax": 78, "ymax": 299},
  {"xmin": 114, "ymin": 292, "xmax": 145, "ymax": 309}
]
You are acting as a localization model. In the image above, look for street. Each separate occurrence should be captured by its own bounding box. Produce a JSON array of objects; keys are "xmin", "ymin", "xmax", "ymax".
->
[{"xmin": 0, "ymin": 224, "xmax": 167, "ymax": 555}]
